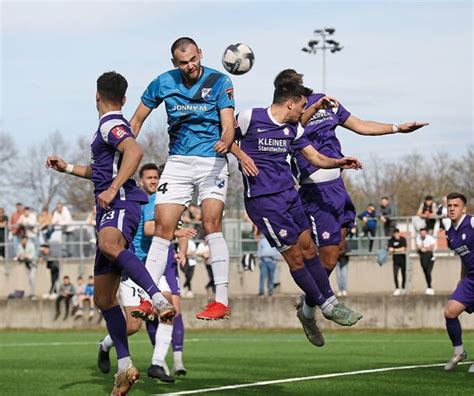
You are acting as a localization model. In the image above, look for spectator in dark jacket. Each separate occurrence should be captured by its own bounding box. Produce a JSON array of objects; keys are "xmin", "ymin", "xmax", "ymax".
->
[
  {"xmin": 379, "ymin": 196, "xmax": 396, "ymax": 236},
  {"xmin": 55, "ymin": 276, "xmax": 75, "ymax": 320},
  {"xmin": 358, "ymin": 204, "xmax": 377, "ymax": 252}
]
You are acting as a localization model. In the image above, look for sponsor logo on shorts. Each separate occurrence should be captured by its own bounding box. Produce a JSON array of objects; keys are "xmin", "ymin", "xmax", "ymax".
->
[
  {"xmin": 201, "ymin": 88, "xmax": 212, "ymax": 98},
  {"xmin": 279, "ymin": 229, "xmax": 288, "ymax": 238},
  {"xmin": 215, "ymin": 177, "xmax": 226, "ymax": 188},
  {"xmin": 322, "ymin": 231, "xmax": 330, "ymax": 240}
]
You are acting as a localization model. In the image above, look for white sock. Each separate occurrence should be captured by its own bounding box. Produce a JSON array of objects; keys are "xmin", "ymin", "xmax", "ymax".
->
[
  {"xmin": 101, "ymin": 334, "xmax": 114, "ymax": 352},
  {"xmin": 151, "ymin": 292, "xmax": 170, "ymax": 308},
  {"xmin": 173, "ymin": 351, "xmax": 184, "ymax": 367},
  {"xmin": 152, "ymin": 322, "xmax": 173, "ymax": 366},
  {"xmin": 454, "ymin": 345, "xmax": 464, "ymax": 355},
  {"xmin": 117, "ymin": 356, "xmax": 132, "ymax": 371},
  {"xmin": 145, "ymin": 237, "xmax": 171, "ymax": 284},
  {"xmin": 321, "ymin": 300, "xmax": 334, "ymax": 315},
  {"xmin": 206, "ymin": 232, "xmax": 229, "ymax": 306},
  {"xmin": 327, "ymin": 295, "xmax": 339, "ymax": 305},
  {"xmin": 302, "ymin": 300, "xmax": 315, "ymax": 319}
]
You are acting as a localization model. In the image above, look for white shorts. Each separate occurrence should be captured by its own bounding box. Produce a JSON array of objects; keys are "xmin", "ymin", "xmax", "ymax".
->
[
  {"xmin": 119, "ymin": 277, "xmax": 171, "ymax": 307},
  {"xmin": 155, "ymin": 155, "xmax": 229, "ymax": 207},
  {"xmin": 119, "ymin": 278, "xmax": 145, "ymax": 307}
]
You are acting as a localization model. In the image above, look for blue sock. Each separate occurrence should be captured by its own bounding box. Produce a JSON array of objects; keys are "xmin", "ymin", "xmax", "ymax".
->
[
  {"xmin": 146, "ymin": 318, "xmax": 158, "ymax": 346},
  {"xmin": 290, "ymin": 267, "xmax": 325, "ymax": 307},
  {"xmin": 115, "ymin": 250, "xmax": 160, "ymax": 297},
  {"xmin": 102, "ymin": 305, "xmax": 129, "ymax": 359},
  {"xmin": 446, "ymin": 317, "xmax": 463, "ymax": 347},
  {"xmin": 304, "ymin": 256, "xmax": 334, "ymax": 299},
  {"xmin": 172, "ymin": 314, "xmax": 184, "ymax": 352}
]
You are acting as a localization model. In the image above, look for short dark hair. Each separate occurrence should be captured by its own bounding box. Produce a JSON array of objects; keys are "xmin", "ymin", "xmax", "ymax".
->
[
  {"xmin": 420, "ymin": 227, "xmax": 428, "ymax": 232},
  {"xmin": 139, "ymin": 163, "xmax": 159, "ymax": 178},
  {"xmin": 381, "ymin": 196, "xmax": 389, "ymax": 201},
  {"xmin": 272, "ymin": 82, "xmax": 312, "ymax": 105},
  {"xmin": 447, "ymin": 192, "xmax": 467, "ymax": 205},
  {"xmin": 171, "ymin": 37, "xmax": 198, "ymax": 56},
  {"xmin": 64, "ymin": 276, "xmax": 70, "ymax": 280},
  {"xmin": 424, "ymin": 195, "xmax": 433, "ymax": 201},
  {"xmin": 393, "ymin": 228, "xmax": 400, "ymax": 233},
  {"xmin": 97, "ymin": 71, "xmax": 128, "ymax": 104},
  {"xmin": 274, "ymin": 69, "xmax": 303, "ymax": 88}
]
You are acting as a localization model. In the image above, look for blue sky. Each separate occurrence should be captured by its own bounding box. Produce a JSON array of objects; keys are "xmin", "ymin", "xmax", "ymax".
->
[{"xmin": 1, "ymin": 0, "xmax": 472, "ymax": 161}]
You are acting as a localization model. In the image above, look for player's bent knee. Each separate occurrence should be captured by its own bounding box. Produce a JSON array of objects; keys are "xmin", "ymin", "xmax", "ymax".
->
[
  {"xmin": 202, "ymin": 219, "xmax": 222, "ymax": 235},
  {"xmin": 94, "ymin": 295, "xmax": 116, "ymax": 311},
  {"xmin": 98, "ymin": 240, "xmax": 120, "ymax": 260}
]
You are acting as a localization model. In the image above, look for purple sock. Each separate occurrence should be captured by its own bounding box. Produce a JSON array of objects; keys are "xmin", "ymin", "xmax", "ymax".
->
[
  {"xmin": 115, "ymin": 250, "xmax": 160, "ymax": 297},
  {"xmin": 146, "ymin": 318, "xmax": 158, "ymax": 346},
  {"xmin": 102, "ymin": 305, "xmax": 129, "ymax": 359},
  {"xmin": 290, "ymin": 267, "xmax": 325, "ymax": 307},
  {"xmin": 446, "ymin": 317, "xmax": 463, "ymax": 347},
  {"xmin": 172, "ymin": 314, "xmax": 184, "ymax": 352},
  {"xmin": 304, "ymin": 256, "xmax": 334, "ymax": 299}
]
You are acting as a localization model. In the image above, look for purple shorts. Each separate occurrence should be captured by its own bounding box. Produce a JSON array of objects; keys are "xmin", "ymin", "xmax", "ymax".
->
[
  {"xmin": 94, "ymin": 202, "xmax": 141, "ymax": 276},
  {"xmin": 245, "ymin": 188, "xmax": 309, "ymax": 251},
  {"xmin": 451, "ymin": 277, "xmax": 474, "ymax": 314},
  {"xmin": 299, "ymin": 177, "xmax": 356, "ymax": 247}
]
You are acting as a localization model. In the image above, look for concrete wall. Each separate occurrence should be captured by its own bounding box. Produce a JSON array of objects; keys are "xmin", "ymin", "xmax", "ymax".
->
[
  {"xmin": 0, "ymin": 254, "xmax": 464, "ymax": 298},
  {"xmin": 1, "ymin": 295, "xmax": 474, "ymax": 330}
]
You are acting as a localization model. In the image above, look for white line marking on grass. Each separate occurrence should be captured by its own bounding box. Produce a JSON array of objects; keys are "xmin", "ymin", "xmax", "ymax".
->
[
  {"xmin": 154, "ymin": 362, "xmax": 473, "ymax": 395},
  {"xmin": 0, "ymin": 338, "xmax": 202, "ymax": 348}
]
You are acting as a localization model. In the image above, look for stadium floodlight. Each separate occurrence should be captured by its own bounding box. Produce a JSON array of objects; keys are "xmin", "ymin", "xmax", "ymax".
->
[{"xmin": 302, "ymin": 27, "xmax": 343, "ymax": 92}]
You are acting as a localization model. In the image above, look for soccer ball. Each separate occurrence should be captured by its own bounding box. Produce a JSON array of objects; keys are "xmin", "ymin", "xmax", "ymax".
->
[{"xmin": 222, "ymin": 43, "xmax": 255, "ymax": 75}]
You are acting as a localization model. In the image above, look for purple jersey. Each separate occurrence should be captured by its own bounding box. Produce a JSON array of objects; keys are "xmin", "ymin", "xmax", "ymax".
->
[
  {"xmin": 91, "ymin": 111, "xmax": 148, "ymax": 206},
  {"xmin": 292, "ymin": 93, "xmax": 351, "ymax": 181},
  {"xmin": 236, "ymin": 107, "xmax": 310, "ymax": 198},
  {"xmin": 447, "ymin": 214, "xmax": 474, "ymax": 278}
]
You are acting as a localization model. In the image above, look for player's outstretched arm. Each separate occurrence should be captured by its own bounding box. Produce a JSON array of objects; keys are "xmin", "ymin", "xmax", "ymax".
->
[
  {"xmin": 300, "ymin": 96, "xmax": 339, "ymax": 126},
  {"xmin": 97, "ymin": 138, "xmax": 143, "ymax": 209},
  {"xmin": 300, "ymin": 145, "xmax": 363, "ymax": 170},
  {"xmin": 46, "ymin": 155, "xmax": 92, "ymax": 179},
  {"xmin": 229, "ymin": 143, "xmax": 259, "ymax": 176},
  {"xmin": 130, "ymin": 103, "xmax": 153, "ymax": 138},
  {"xmin": 215, "ymin": 108, "xmax": 236, "ymax": 154},
  {"xmin": 342, "ymin": 115, "xmax": 429, "ymax": 136}
]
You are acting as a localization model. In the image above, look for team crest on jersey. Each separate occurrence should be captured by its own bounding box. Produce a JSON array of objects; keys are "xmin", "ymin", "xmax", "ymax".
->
[
  {"xmin": 462, "ymin": 233, "xmax": 466, "ymax": 240},
  {"xmin": 279, "ymin": 229, "xmax": 288, "ymax": 238},
  {"xmin": 322, "ymin": 231, "xmax": 330, "ymax": 240},
  {"xmin": 111, "ymin": 126, "xmax": 129, "ymax": 139},
  {"xmin": 226, "ymin": 87, "xmax": 234, "ymax": 100},
  {"xmin": 215, "ymin": 177, "xmax": 226, "ymax": 189},
  {"xmin": 201, "ymin": 88, "xmax": 212, "ymax": 99},
  {"xmin": 283, "ymin": 127, "xmax": 290, "ymax": 136}
]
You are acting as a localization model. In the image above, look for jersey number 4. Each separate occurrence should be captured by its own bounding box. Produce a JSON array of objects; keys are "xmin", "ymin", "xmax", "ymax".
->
[{"xmin": 157, "ymin": 183, "xmax": 169, "ymax": 194}]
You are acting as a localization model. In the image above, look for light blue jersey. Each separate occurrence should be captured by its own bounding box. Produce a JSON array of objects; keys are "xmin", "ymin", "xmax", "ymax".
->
[
  {"xmin": 133, "ymin": 192, "xmax": 156, "ymax": 261},
  {"xmin": 141, "ymin": 66, "xmax": 235, "ymax": 157}
]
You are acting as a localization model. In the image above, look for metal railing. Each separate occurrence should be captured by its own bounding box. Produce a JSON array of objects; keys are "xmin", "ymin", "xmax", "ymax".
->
[{"xmin": 0, "ymin": 214, "xmax": 452, "ymax": 264}]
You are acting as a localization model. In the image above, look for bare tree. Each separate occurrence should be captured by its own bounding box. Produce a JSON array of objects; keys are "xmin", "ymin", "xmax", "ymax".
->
[
  {"xmin": 60, "ymin": 135, "xmax": 95, "ymax": 213},
  {"xmin": 0, "ymin": 131, "xmax": 18, "ymax": 190},
  {"xmin": 21, "ymin": 130, "xmax": 69, "ymax": 210}
]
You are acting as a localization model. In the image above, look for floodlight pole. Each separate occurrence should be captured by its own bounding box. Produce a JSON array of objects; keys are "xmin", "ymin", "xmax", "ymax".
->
[{"xmin": 302, "ymin": 28, "xmax": 343, "ymax": 93}]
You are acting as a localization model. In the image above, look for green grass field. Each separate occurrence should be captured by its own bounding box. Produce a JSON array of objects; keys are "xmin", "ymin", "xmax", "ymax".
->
[{"xmin": 0, "ymin": 329, "xmax": 473, "ymax": 395}]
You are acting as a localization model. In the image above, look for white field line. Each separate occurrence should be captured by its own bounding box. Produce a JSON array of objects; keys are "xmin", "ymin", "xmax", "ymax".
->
[
  {"xmin": 155, "ymin": 362, "xmax": 473, "ymax": 396},
  {"xmin": 0, "ymin": 337, "xmax": 456, "ymax": 348}
]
